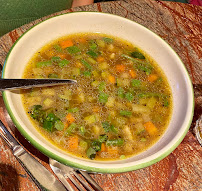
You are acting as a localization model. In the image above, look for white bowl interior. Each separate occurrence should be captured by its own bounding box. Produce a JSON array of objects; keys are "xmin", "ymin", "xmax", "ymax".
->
[{"xmin": 2, "ymin": 12, "xmax": 194, "ymax": 173}]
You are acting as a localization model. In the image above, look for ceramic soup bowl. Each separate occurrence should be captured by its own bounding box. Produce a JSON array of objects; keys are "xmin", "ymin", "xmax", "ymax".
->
[{"xmin": 2, "ymin": 12, "xmax": 194, "ymax": 173}]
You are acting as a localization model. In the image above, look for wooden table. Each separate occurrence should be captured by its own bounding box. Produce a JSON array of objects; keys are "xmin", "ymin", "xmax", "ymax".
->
[{"xmin": 0, "ymin": 0, "xmax": 201, "ymax": 190}]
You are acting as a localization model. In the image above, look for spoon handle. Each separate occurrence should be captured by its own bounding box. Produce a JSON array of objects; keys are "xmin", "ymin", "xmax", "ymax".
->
[{"xmin": 0, "ymin": 78, "xmax": 76, "ymax": 91}]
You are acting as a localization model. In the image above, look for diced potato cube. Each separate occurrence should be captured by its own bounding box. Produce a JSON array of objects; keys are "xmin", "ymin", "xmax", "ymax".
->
[
  {"xmin": 135, "ymin": 123, "xmax": 145, "ymax": 134},
  {"xmin": 121, "ymin": 72, "xmax": 130, "ymax": 79},
  {"xmin": 147, "ymin": 97, "xmax": 157, "ymax": 109},
  {"xmin": 101, "ymin": 71, "xmax": 110, "ymax": 78},
  {"xmin": 91, "ymin": 80, "xmax": 100, "ymax": 87},
  {"xmin": 33, "ymin": 68, "xmax": 43, "ymax": 76},
  {"xmin": 110, "ymin": 53, "xmax": 115, "ymax": 59},
  {"xmin": 43, "ymin": 98, "xmax": 54, "ymax": 108},
  {"xmin": 72, "ymin": 68, "xmax": 80, "ymax": 76},
  {"xmin": 116, "ymin": 78, "xmax": 130, "ymax": 87},
  {"xmin": 92, "ymin": 70, "xmax": 99, "ymax": 77},
  {"xmin": 42, "ymin": 88, "xmax": 55, "ymax": 96},
  {"xmin": 105, "ymin": 97, "xmax": 115, "ymax": 107},
  {"xmin": 124, "ymin": 143, "xmax": 133, "ymax": 153},
  {"xmin": 27, "ymin": 97, "xmax": 41, "ymax": 106},
  {"xmin": 132, "ymin": 104, "xmax": 150, "ymax": 113},
  {"xmin": 77, "ymin": 92, "xmax": 85, "ymax": 103},
  {"xmin": 123, "ymin": 125, "xmax": 133, "ymax": 140},
  {"xmin": 108, "ymin": 44, "xmax": 114, "ymax": 51}
]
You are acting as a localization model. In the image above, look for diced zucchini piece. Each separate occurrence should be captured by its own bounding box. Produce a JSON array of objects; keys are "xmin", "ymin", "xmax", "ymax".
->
[
  {"xmin": 89, "ymin": 42, "xmax": 97, "ymax": 50},
  {"xmin": 87, "ymin": 57, "xmax": 97, "ymax": 64},
  {"xmin": 92, "ymin": 125, "xmax": 100, "ymax": 135},
  {"xmin": 98, "ymin": 92, "xmax": 109, "ymax": 104},
  {"xmin": 79, "ymin": 126, "xmax": 86, "ymax": 136},
  {"xmin": 36, "ymin": 61, "xmax": 52, "ymax": 68},
  {"xmin": 91, "ymin": 80, "xmax": 100, "ymax": 87},
  {"xmin": 68, "ymin": 107, "xmax": 79, "ymax": 113},
  {"xmin": 114, "ymin": 117, "xmax": 127, "ymax": 127},
  {"xmin": 140, "ymin": 137, "xmax": 147, "ymax": 142},
  {"xmin": 54, "ymin": 120, "xmax": 64, "ymax": 131},
  {"xmin": 65, "ymin": 123, "xmax": 77, "ymax": 135},
  {"xmin": 117, "ymin": 87, "xmax": 125, "ymax": 98},
  {"xmin": 79, "ymin": 140, "xmax": 88, "ymax": 151},
  {"xmin": 84, "ymin": 115, "xmax": 97, "ymax": 124},
  {"xmin": 83, "ymin": 70, "xmax": 91, "ymax": 77},
  {"xmin": 131, "ymin": 79, "xmax": 141, "ymax": 87},
  {"xmin": 81, "ymin": 59, "xmax": 92, "ymax": 70},
  {"xmin": 98, "ymin": 82, "xmax": 106, "ymax": 91},
  {"xmin": 96, "ymin": 39, "xmax": 105, "ymax": 48},
  {"xmin": 125, "ymin": 92, "xmax": 134, "ymax": 101},
  {"xmin": 120, "ymin": 110, "xmax": 132, "ymax": 116},
  {"xmin": 98, "ymin": 62, "xmax": 109, "ymax": 70},
  {"xmin": 43, "ymin": 98, "xmax": 54, "ymax": 108},
  {"xmin": 105, "ymin": 97, "xmax": 115, "ymax": 107}
]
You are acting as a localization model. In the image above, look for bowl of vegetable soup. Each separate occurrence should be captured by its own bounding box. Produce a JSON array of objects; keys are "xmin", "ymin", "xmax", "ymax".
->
[{"xmin": 2, "ymin": 12, "xmax": 194, "ymax": 173}]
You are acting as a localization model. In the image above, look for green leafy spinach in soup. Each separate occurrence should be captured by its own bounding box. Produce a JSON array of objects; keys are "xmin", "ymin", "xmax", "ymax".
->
[{"xmin": 22, "ymin": 33, "xmax": 172, "ymax": 160}]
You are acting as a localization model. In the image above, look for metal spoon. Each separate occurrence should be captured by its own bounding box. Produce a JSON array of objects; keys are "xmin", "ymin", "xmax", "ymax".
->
[{"xmin": 0, "ymin": 78, "xmax": 77, "ymax": 91}]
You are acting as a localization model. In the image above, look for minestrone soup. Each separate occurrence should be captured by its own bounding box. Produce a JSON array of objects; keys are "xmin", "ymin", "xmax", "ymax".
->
[{"xmin": 22, "ymin": 33, "xmax": 172, "ymax": 160}]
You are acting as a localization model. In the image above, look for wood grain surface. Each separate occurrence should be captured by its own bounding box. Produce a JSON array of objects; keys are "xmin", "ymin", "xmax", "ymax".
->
[{"xmin": 0, "ymin": 0, "xmax": 201, "ymax": 190}]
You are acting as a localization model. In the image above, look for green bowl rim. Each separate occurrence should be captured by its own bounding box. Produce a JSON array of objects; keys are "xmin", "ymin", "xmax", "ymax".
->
[{"xmin": 2, "ymin": 12, "xmax": 194, "ymax": 173}]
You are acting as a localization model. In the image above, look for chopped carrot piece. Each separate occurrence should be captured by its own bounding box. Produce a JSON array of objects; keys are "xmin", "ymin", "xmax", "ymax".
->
[
  {"xmin": 116, "ymin": 64, "xmax": 126, "ymax": 72},
  {"xmin": 97, "ymin": 56, "xmax": 105, "ymax": 63},
  {"xmin": 148, "ymin": 74, "xmax": 158, "ymax": 82},
  {"xmin": 144, "ymin": 121, "xmax": 158, "ymax": 135},
  {"xmin": 107, "ymin": 147, "xmax": 118, "ymax": 155},
  {"xmin": 66, "ymin": 113, "xmax": 75, "ymax": 124},
  {"xmin": 78, "ymin": 38, "xmax": 86, "ymax": 43},
  {"xmin": 63, "ymin": 122, "xmax": 69, "ymax": 130},
  {"xmin": 68, "ymin": 136, "xmax": 79, "ymax": 150},
  {"xmin": 108, "ymin": 75, "xmax": 116, "ymax": 84},
  {"xmin": 129, "ymin": 69, "xmax": 136, "ymax": 78},
  {"xmin": 101, "ymin": 143, "xmax": 107, "ymax": 152},
  {"xmin": 60, "ymin": 40, "xmax": 74, "ymax": 49},
  {"xmin": 92, "ymin": 106, "xmax": 100, "ymax": 113},
  {"xmin": 57, "ymin": 54, "xmax": 66, "ymax": 59}
]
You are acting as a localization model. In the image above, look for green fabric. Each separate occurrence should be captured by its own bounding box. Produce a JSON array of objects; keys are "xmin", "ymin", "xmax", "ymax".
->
[{"xmin": 0, "ymin": 0, "xmax": 73, "ymax": 36}]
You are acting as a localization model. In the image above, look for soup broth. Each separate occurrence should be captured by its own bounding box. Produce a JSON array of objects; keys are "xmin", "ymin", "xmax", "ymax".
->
[{"xmin": 22, "ymin": 33, "xmax": 172, "ymax": 160}]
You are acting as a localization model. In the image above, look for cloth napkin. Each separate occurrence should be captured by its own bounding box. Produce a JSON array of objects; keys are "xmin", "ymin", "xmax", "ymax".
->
[{"xmin": 0, "ymin": 0, "xmax": 73, "ymax": 36}]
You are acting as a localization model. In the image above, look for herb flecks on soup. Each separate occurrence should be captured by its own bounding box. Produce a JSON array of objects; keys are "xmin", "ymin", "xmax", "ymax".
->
[{"xmin": 22, "ymin": 33, "xmax": 172, "ymax": 160}]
